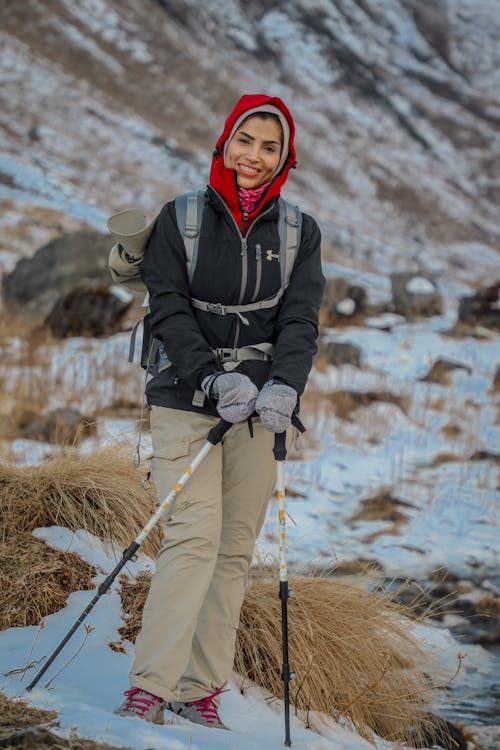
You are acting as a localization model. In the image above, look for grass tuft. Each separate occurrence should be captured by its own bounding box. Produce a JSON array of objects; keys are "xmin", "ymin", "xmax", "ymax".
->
[
  {"xmin": 119, "ymin": 569, "xmax": 444, "ymax": 745},
  {"xmin": 0, "ymin": 445, "xmax": 162, "ymax": 559}
]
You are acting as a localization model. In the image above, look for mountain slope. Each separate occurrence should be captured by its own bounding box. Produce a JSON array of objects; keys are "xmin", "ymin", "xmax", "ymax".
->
[{"xmin": 0, "ymin": 0, "xmax": 499, "ymax": 282}]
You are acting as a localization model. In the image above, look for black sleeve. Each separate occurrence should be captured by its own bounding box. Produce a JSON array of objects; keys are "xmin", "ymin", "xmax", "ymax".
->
[
  {"xmin": 269, "ymin": 214, "xmax": 325, "ymax": 395},
  {"xmin": 140, "ymin": 202, "xmax": 218, "ymax": 389}
]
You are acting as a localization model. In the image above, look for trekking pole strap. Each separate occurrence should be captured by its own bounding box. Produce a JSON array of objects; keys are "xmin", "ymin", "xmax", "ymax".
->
[
  {"xmin": 207, "ymin": 418, "xmax": 232, "ymax": 445},
  {"xmin": 273, "ymin": 431, "xmax": 287, "ymax": 461}
]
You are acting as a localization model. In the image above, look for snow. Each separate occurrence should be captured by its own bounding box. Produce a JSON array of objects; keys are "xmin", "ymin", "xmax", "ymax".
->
[
  {"xmin": 1, "ymin": 0, "xmax": 499, "ymax": 742},
  {"xmin": 0, "ymin": 531, "xmax": 389, "ymax": 750},
  {"xmin": 405, "ymin": 276, "xmax": 436, "ymax": 295},
  {"xmin": 336, "ymin": 298, "xmax": 356, "ymax": 315},
  {"xmin": 2, "ymin": 308, "xmax": 497, "ymax": 740}
]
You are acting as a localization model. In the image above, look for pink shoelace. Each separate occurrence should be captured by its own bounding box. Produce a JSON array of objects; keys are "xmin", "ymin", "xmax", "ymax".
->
[
  {"xmin": 122, "ymin": 686, "xmax": 162, "ymax": 716},
  {"xmin": 187, "ymin": 684, "xmax": 226, "ymax": 725}
]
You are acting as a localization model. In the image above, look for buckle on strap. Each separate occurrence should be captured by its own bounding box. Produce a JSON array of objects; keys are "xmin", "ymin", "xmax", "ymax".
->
[
  {"xmin": 215, "ymin": 348, "xmax": 236, "ymax": 362},
  {"xmin": 205, "ymin": 302, "xmax": 226, "ymax": 316},
  {"xmin": 213, "ymin": 346, "xmax": 272, "ymax": 363}
]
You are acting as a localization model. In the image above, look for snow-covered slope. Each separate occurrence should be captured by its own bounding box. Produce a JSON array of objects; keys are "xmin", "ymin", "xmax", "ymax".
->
[{"xmin": 1, "ymin": 0, "xmax": 499, "ymax": 284}]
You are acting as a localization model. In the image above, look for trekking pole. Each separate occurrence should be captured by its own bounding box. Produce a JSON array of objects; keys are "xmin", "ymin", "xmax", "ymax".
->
[
  {"xmin": 274, "ymin": 430, "xmax": 294, "ymax": 747},
  {"xmin": 26, "ymin": 418, "xmax": 232, "ymax": 692}
]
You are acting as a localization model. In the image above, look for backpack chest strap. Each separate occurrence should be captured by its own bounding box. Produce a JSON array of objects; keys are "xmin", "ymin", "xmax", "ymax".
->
[{"xmin": 191, "ymin": 288, "xmax": 285, "ymax": 325}]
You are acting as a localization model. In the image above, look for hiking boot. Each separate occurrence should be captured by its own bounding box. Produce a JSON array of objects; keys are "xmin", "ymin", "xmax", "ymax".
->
[
  {"xmin": 114, "ymin": 687, "xmax": 165, "ymax": 723},
  {"xmin": 166, "ymin": 685, "xmax": 229, "ymax": 730}
]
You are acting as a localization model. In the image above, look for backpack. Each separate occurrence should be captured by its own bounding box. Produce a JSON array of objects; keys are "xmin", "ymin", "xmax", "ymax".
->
[{"xmin": 130, "ymin": 189, "xmax": 302, "ymax": 377}]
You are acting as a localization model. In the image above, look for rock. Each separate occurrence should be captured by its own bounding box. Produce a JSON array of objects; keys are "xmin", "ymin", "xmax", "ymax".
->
[
  {"xmin": 408, "ymin": 713, "xmax": 468, "ymax": 750},
  {"xmin": 390, "ymin": 271, "xmax": 443, "ymax": 319},
  {"xmin": 43, "ymin": 282, "xmax": 132, "ymax": 338},
  {"xmin": 2, "ymin": 230, "xmax": 112, "ymax": 315},
  {"xmin": 328, "ymin": 389, "xmax": 409, "ymax": 420},
  {"xmin": 23, "ymin": 408, "xmax": 96, "ymax": 444},
  {"xmin": 350, "ymin": 490, "xmax": 416, "ymax": 524},
  {"xmin": 419, "ymin": 358, "xmax": 472, "ymax": 385},
  {"xmin": 321, "ymin": 277, "xmax": 368, "ymax": 325},
  {"xmin": 450, "ymin": 612, "xmax": 500, "ymax": 647},
  {"xmin": 493, "ymin": 366, "xmax": 500, "ymax": 392},
  {"xmin": 470, "ymin": 450, "xmax": 500, "ymax": 465},
  {"xmin": 467, "ymin": 724, "xmax": 500, "ymax": 750},
  {"xmin": 316, "ymin": 339, "xmax": 363, "ymax": 368},
  {"xmin": 458, "ymin": 281, "xmax": 500, "ymax": 330}
]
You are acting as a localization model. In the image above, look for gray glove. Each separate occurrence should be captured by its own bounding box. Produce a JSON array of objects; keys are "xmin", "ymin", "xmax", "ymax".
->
[
  {"xmin": 255, "ymin": 380, "xmax": 297, "ymax": 433},
  {"xmin": 202, "ymin": 372, "xmax": 258, "ymax": 423}
]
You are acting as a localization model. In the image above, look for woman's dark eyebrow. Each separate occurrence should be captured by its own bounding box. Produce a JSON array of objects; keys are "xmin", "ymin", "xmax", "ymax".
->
[{"xmin": 237, "ymin": 129, "xmax": 281, "ymax": 146}]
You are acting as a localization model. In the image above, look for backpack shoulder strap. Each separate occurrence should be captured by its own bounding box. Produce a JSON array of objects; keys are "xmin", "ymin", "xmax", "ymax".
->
[
  {"xmin": 278, "ymin": 198, "xmax": 302, "ymax": 288},
  {"xmin": 174, "ymin": 189, "xmax": 206, "ymax": 283}
]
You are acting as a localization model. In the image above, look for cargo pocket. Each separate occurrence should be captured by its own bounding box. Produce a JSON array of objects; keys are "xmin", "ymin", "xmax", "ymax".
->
[
  {"xmin": 151, "ymin": 438, "xmax": 192, "ymax": 504},
  {"xmin": 154, "ymin": 440, "xmax": 191, "ymax": 462}
]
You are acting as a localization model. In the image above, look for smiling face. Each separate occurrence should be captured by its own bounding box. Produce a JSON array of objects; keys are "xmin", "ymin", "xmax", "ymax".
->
[{"xmin": 224, "ymin": 115, "xmax": 283, "ymax": 188}]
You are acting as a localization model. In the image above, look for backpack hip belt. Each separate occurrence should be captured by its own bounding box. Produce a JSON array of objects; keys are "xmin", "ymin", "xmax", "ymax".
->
[{"xmin": 214, "ymin": 343, "xmax": 274, "ymax": 363}]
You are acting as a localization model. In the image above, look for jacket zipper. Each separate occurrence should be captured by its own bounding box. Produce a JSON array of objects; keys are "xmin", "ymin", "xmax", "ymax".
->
[
  {"xmin": 210, "ymin": 189, "xmax": 275, "ymax": 348},
  {"xmin": 252, "ymin": 244, "xmax": 263, "ymax": 302}
]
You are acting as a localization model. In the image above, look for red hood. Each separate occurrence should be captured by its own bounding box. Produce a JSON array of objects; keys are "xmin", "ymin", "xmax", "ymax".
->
[{"xmin": 209, "ymin": 94, "xmax": 296, "ymax": 227}]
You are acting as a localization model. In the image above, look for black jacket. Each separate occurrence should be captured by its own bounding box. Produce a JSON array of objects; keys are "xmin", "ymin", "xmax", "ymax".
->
[{"xmin": 141, "ymin": 186, "xmax": 325, "ymax": 415}]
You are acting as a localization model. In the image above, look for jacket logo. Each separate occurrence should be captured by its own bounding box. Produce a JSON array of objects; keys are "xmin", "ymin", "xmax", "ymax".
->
[{"xmin": 266, "ymin": 249, "xmax": 280, "ymax": 262}]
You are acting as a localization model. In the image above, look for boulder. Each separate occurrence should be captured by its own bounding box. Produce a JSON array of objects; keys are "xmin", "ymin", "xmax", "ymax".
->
[
  {"xmin": 493, "ymin": 365, "xmax": 500, "ymax": 392},
  {"xmin": 321, "ymin": 277, "xmax": 368, "ymax": 325},
  {"xmin": 390, "ymin": 271, "xmax": 443, "ymax": 319},
  {"xmin": 458, "ymin": 281, "xmax": 500, "ymax": 330},
  {"xmin": 43, "ymin": 282, "xmax": 132, "ymax": 338},
  {"xmin": 418, "ymin": 358, "xmax": 472, "ymax": 385},
  {"xmin": 316, "ymin": 339, "xmax": 362, "ymax": 368},
  {"xmin": 2, "ymin": 230, "xmax": 112, "ymax": 315},
  {"xmin": 23, "ymin": 408, "xmax": 96, "ymax": 444},
  {"xmin": 467, "ymin": 724, "xmax": 500, "ymax": 750},
  {"xmin": 328, "ymin": 390, "xmax": 409, "ymax": 420}
]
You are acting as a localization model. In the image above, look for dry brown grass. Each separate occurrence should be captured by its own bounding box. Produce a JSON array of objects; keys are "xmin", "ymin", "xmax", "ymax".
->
[
  {"xmin": 418, "ymin": 359, "xmax": 471, "ymax": 386},
  {"xmin": 0, "ymin": 445, "xmax": 162, "ymax": 559},
  {"xmin": 0, "ymin": 309, "xmax": 41, "ymax": 342},
  {"xmin": 0, "ymin": 533, "xmax": 96, "ymax": 630},
  {"xmin": 0, "ymin": 408, "xmax": 97, "ymax": 444},
  {"xmin": 119, "ymin": 570, "xmax": 443, "ymax": 745},
  {"xmin": 477, "ymin": 592, "xmax": 500, "ymax": 615},
  {"xmin": 0, "ymin": 690, "xmax": 57, "ymax": 728},
  {"xmin": 349, "ymin": 490, "xmax": 415, "ymax": 524},
  {"xmin": 430, "ymin": 451, "xmax": 463, "ymax": 467},
  {"xmin": 302, "ymin": 390, "xmax": 409, "ymax": 423},
  {"xmin": 440, "ymin": 422, "xmax": 462, "ymax": 440},
  {"xmin": 0, "ymin": 690, "xmax": 129, "ymax": 750}
]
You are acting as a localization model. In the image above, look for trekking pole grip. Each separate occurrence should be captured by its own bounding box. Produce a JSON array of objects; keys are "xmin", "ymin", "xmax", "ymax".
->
[
  {"xmin": 273, "ymin": 431, "xmax": 287, "ymax": 461},
  {"xmin": 207, "ymin": 418, "xmax": 232, "ymax": 445}
]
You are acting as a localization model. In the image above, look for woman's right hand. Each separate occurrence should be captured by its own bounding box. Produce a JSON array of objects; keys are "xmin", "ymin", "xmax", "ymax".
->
[{"xmin": 202, "ymin": 372, "xmax": 258, "ymax": 423}]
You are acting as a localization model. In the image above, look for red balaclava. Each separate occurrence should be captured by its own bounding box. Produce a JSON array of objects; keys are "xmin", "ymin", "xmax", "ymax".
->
[{"xmin": 209, "ymin": 94, "xmax": 297, "ymax": 228}]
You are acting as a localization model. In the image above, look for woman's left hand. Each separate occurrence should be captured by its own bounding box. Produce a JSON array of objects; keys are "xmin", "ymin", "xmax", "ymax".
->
[{"xmin": 255, "ymin": 380, "xmax": 297, "ymax": 433}]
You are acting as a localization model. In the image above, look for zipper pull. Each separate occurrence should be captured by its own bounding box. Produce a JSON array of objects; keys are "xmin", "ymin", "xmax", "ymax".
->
[
  {"xmin": 255, "ymin": 243, "xmax": 262, "ymax": 260},
  {"xmin": 241, "ymin": 237, "xmax": 248, "ymax": 256}
]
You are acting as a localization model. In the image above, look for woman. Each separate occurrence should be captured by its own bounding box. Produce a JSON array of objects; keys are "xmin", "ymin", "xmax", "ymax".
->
[{"xmin": 111, "ymin": 93, "xmax": 325, "ymax": 729}]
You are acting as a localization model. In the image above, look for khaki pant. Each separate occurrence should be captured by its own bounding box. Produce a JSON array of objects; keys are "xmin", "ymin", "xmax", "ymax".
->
[{"xmin": 129, "ymin": 406, "xmax": 277, "ymax": 702}]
